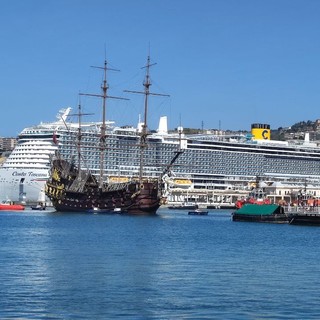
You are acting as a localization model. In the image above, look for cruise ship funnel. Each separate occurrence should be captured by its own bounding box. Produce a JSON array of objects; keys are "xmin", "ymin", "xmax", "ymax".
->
[{"xmin": 251, "ymin": 123, "xmax": 270, "ymax": 140}]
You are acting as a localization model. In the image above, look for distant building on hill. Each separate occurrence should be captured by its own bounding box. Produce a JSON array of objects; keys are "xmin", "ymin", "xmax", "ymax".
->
[{"xmin": 0, "ymin": 137, "xmax": 17, "ymax": 152}]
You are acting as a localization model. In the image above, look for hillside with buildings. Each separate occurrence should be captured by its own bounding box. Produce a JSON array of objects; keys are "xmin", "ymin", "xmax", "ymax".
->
[
  {"xmin": 181, "ymin": 118, "xmax": 320, "ymax": 142},
  {"xmin": 0, "ymin": 137, "xmax": 17, "ymax": 152},
  {"xmin": 271, "ymin": 120, "xmax": 320, "ymax": 141}
]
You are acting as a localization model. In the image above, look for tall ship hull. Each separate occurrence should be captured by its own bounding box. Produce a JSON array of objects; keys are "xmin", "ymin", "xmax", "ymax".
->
[{"xmin": 46, "ymin": 159, "xmax": 161, "ymax": 214}]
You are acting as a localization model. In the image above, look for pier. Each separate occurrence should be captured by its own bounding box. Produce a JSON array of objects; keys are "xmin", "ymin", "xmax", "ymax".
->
[{"xmin": 166, "ymin": 188, "xmax": 249, "ymax": 209}]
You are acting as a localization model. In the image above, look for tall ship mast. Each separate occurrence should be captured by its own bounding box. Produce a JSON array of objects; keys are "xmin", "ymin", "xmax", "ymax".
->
[
  {"xmin": 45, "ymin": 56, "xmax": 176, "ymax": 214},
  {"xmin": 79, "ymin": 60, "xmax": 126, "ymax": 189},
  {"xmin": 124, "ymin": 55, "xmax": 170, "ymax": 183},
  {"xmin": 68, "ymin": 102, "xmax": 94, "ymax": 174}
]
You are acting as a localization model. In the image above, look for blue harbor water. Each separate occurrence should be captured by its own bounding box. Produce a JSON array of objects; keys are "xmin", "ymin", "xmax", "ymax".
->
[{"xmin": 1, "ymin": 207, "xmax": 320, "ymax": 319}]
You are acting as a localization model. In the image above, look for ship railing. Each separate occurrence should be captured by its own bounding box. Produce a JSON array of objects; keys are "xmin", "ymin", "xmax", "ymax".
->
[{"xmin": 284, "ymin": 205, "xmax": 320, "ymax": 214}]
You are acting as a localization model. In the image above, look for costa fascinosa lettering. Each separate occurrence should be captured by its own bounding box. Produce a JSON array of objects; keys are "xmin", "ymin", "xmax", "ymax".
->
[{"xmin": 12, "ymin": 171, "xmax": 47, "ymax": 178}]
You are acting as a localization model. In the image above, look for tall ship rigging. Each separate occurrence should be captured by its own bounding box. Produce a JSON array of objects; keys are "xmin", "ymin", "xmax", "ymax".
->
[{"xmin": 45, "ymin": 57, "xmax": 176, "ymax": 214}]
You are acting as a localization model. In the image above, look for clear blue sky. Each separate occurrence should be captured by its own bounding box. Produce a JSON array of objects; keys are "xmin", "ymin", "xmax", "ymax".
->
[{"xmin": 1, "ymin": 0, "xmax": 320, "ymax": 136}]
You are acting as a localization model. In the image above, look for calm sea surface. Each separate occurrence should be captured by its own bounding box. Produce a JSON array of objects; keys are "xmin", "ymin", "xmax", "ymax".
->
[{"xmin": 0, "ymin": 207, "xmax": 320, "ymax": 319}]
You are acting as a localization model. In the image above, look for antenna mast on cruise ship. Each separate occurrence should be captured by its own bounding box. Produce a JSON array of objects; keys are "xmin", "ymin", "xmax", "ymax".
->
[
  {"xmin": 124, "ymin": 55, "xmax": 170, "ymax": 183},
  {"xmin": 80, "ymin": 60, "xmax": 128, "ymax": 189}
]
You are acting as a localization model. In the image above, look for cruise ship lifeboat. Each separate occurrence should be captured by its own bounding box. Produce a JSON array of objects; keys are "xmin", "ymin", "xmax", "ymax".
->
[
  {"xmin": 0, "ymin": 201, "xmax": 25, "ymax": 211},
  {"xmin": 173, "ymin": 179, "xmax": 192, "ymax": 188}
]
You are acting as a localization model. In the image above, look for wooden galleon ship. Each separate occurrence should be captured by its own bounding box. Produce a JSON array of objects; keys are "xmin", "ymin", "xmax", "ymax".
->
[{"xmin": 46, "ymin": 56, "xmax": 177, "ymax": 214}]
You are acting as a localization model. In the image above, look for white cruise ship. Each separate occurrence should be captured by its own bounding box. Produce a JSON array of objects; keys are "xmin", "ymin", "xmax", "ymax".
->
[{"xmin": 2, "ymin": 108, "xmax": 320, "ymax": 206}]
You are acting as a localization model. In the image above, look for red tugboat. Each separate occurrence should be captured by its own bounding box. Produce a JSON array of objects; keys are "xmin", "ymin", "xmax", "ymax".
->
[
  {"xmin": 235, "ymin": 182, "xmax": 271, "ymax": 209},
  {"xmin": 235, "ymin": 197, "xmax": 271, "ymax": 209},
  {"xmin": 46, "ymin": 57, "xmax": 180, "ymax": 214}
]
